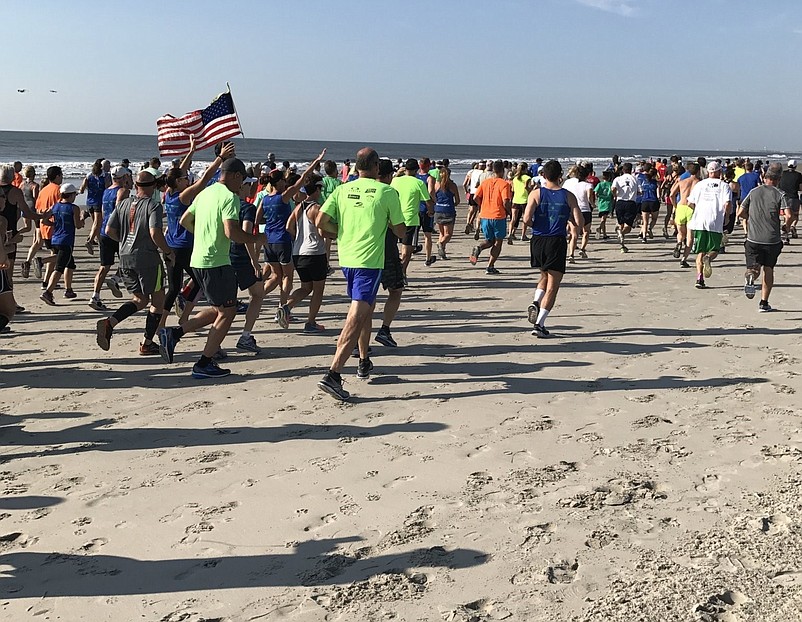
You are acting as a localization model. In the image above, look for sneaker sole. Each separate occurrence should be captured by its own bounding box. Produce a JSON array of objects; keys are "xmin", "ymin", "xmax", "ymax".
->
[
  {"xmin": 96, "ymin": 319, "xmax": 111, "ymax": 351},
  {"xmin": 744, "ymin": 283, "xmax": 756, "ymax": 299},
  {"xmin": 277, "ymin": 307, "xmax": 289, "ymax": 329},
  {"xmin": 158, "ymin": 329, "xmax": 175, "ymax": 363},
  {"xmin": 527, "ymin": 304, "xmax": 539, "ymax": 325},
  {"xmin": 317, "ymin": 380, "xmax": 350, "ymax": 401},
  {"xmin": 192, "ymin": 369, "xmax": 232, "ymax": 379}
]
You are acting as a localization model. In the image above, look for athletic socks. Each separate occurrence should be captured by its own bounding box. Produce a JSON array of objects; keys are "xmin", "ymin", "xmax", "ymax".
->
[
  {"xmin": 144, "ymin": 311, "xmax": 163, "ymax": 341},
  {"xmin": 198, "ymin": 355, "xmax": 212, "ymax": 367},
  {"xmin": 241, "ymin": 330, "xmax": 251, "ymax": 339},
  {"xmin": 534, "ymin": 289, "xmax": 546, "ymax": 304},
  {"xmin": 111, "ymin": 301, "xmax": 139, "ymax": 324},
  {"xmin": 536, "ymin": 308, "xmax": 550, "ymax": 327}
]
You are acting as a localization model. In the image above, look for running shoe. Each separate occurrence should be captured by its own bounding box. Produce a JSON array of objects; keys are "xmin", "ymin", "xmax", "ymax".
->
[
  {"xmin": 469, "ymin": 246, "xmax": 480, "ymax": 265},
  {"xmin": 85, "ymin": 240, "xmax": 95, "ymax": 256},
  {"xmin": 531, "ymin": 324, "xmax": 550, "ymax": 338},
  {"xmin": 620, "ymin": 245, "xmax": 629, "ymax": 253},
  {"xmin": 486, "ymin": 266, "xmax": 501, "ymax": 275},
  {"xmin": 680, "ymin": 260, "xmax": 690, "ymax": 268},
  {"xmin": 88, "ymin": 298, "xmax": 107, "ymax": 311},
  {"xmin": 464, "ymin": 223, "xmax": 471, "ymax": 234},
  {"xmin": 326, "ymin": 266, "xmax": 336, "ymax": 276},
  {"xmin": 641, "ymin": 237, "xmax": 648, "ymax": 244},
  {"xmin": 276, "ymin": 304, "xmax": 290, "ymax": 329},
  {"xmin": 437, "ymin": 243, "xmax": 446, "ymax": 260},
  {"xmin": 106, "ymin": 276, "xmax": 122, "ymax": 298},
  {"xmin": 158, "ymin": 327, "xmax": 178, "ymax": 363},
  {"xmin": 521, "ymin": 232, "xmax": 529, "ymax": 241},
  {"xmin": 702, "ymin": 255, "xmax": 713, "ymax": 279},
  {"xmin": 352, "ymin": 345, "xmax": 372, "ymax": 358},
  {"xmin": 425, "ymin": 256, "xmax": 437, "ymax": 267},
  {"xmin": 40, "ymin": 291, "xmax": 56, "ymax": 306},
  {"xmin": 0, "ymin": 326, "xmax": 10, "ymax": 334},
  {"xmin": 318, "ymin": 372, "xmax": 350, "ymax": 401},
  {"xmin": 759, "ymin": 301, "xmax": 773, "ymax": 313},
  {"xmin": 672, "ymin": 244, "xmax": 681, "ymax": 259},
  {"xmin": 744, "ymin": 272, "xmax": 756, "ymax": 299},
  {"xmin": 34, "ymin": 257, "xmax": 43, "ymax": 279},
  {"xmin": 473, "ymin": 229, "xmax": 480, "ymax": 241},
  {"xmin": 662, "ymin": 226, "xmax": 669, "ymax": 239},
  {"xmin": 527, "ymin": 302, "xmax": 540, "ymax": 325},
  {"xmin": 578, "ymin": 249, "xmax": 588, "ymax": 259},
  {"xmin": 236, "ymin": 300, "xmax": 249, "ymax": 314},
  {"xmin": 412, "ymin": 245, "xmax": 423, "ymax": 255},
  {"xmin": 175, "ymin": 293, "xmax": 186, "ymax": 318},
  {"xmin": 192, "ymin": 360, "xmax": 231, "ymax": 379},
  {"xmin": 357, "ymin": 357, "xmax": 374, "ymax": 379},
  {"xmin": 647, "ymin": 229, "xmax": 654, "ymax": 239},
  {"xmin": 567, "ymin": 255, "xmax": 576, "ymax": 264},
  {"xmin": 20, "ymin": 261, "xmax": 30, "ymax": 279},
  {"xmin": 139, "ymin": 342, "xmax": 160, "ymax": 356},
  {"xmin": 96, "ymin": 318, "xmax": 113, "ymax": 351},
  {"xmin": 375, "ymin": 327, "xmax": 397, "ymax": 347},
  {"xmin": 507, "ymin": 235, "xmax": 514, "ymax": 246},
  {"xmin": 236, "ymin": 334, "xmax": 262, "ymax": 354},
  {"xmin": 303, "ymin": 322, "xmax": 326, "ymax": 334},
  {"xmin": 695, "ymin": 278, "xmax": 706, "ymax": 289},
  {"xmin": 793, "ymin": 226, "xmax": 798, "ymax": 239},
  {"xmin": 64, "ymin": 289, "xmax": 77, "ymax": 299}
]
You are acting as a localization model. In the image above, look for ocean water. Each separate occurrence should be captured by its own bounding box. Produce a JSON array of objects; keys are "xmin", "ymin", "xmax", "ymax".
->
[{"xmin": 0, "ymin": 130, "xmax": 794, "ymax": 183}]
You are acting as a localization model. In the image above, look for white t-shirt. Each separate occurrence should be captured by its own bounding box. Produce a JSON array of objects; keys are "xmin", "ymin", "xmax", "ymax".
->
[
  {"xmin": 563, "ymin": 178, "xmax": 593, "ymax": 212},
  {"xmin": 611, "ymin": 173, "xmax": 639, "ymax": 202},
  {"xmin": 469, "ymin": 169, "xmax": 483, "ymax": 194},
  {"xmin": 688, "ymin": 177, "xmax": 732, "ymax": 233}
]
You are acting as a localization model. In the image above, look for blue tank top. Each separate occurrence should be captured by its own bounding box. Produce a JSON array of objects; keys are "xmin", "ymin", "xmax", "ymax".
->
[
  {"xmin": 532, "ymin": 187, "xmax": 571, "ymax": 237},
  {"xmin": 100, "ymin": 186, "xmax": 119, "ymax": 238},
  {"xmin": 164, "ymin": 190, "xmax": 194, "ymax": 248},
  {"xmin": 641, "ymin": 178, "xmax": 658, "ymax": 202},
  {"xmin": 416, "ymin": 173, "xmax": 430, "ymax": 212},
  {"xmin": 86, "ymin": 174, "xmax": 105, "ymax": 206},
  {"xmin": 261, "ymin": 193, "xmax": 292, "ymax": 244},
  {"xmin": 50, "ymin": 202, "xmax": 76, "ymax": 247},
  {"xmin": 434, "ymin": 188, "xmax": 456, "ymax": 214}
]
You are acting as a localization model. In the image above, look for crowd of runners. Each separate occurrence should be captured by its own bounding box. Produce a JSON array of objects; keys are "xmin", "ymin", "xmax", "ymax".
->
[{"xmin": 0, "ymin": 145, "xmax": 795, "ymax": 400}]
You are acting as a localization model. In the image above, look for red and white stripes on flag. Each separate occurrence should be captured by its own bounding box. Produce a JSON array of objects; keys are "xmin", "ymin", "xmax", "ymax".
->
[{"xmin": 156, "ymin": 91, "xmax": 242, "ymax": 157}]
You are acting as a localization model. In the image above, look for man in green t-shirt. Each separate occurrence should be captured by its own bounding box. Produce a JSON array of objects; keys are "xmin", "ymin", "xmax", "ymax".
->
[
  {"xmin": 316, "ymin": 147, "xmax": 406, "ymax": 400},
  {"xmin": 158, "ymin": 157, "xmax": 262, "ymax": 379},
  {"xmin": 390, "ymin": 159, "xmax": 433, "ymax": 274}
]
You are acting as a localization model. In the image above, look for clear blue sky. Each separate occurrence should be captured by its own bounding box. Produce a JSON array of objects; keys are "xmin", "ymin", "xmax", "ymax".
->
[{"xmin": 3, "ymin": 0, "xmax": 802, "ymax": 150}]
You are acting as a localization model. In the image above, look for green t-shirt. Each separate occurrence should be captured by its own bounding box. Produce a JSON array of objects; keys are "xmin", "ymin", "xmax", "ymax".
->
[
  {"xmin": 189, "ymin": 182, "xmax": 240, "ymax": 268},
  {"xmin": 594, "ymin": 181, "xmax": 613, "ymax": 213},
  {"xmin": 321, "ymin": 177, "xmax": 404, "ymax": 269},
  {"xmin": 390, "ymin": 175, "xmax": 430, "ymax": 227},
  {"xmin": 428, "ymin": 168, "xmax": 440, "ymax": 182},
  {"xmin": 512, "ymin": 175, "xmax": 532, "ymax": 204},
  {"xmin": 320, "ymin": 176, "xmax": 341, "ymax": 205}
]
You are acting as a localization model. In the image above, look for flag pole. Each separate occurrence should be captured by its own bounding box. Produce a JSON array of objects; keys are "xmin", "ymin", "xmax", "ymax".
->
[{"xmin": 227, "ymin": 82, "xmax": 245, "ymax": 139}]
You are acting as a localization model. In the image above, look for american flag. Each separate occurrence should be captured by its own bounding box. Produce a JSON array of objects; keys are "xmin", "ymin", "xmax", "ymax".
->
[{"xmin": 156, "ymin": 91, "xmax": 242, "ymax": 157}]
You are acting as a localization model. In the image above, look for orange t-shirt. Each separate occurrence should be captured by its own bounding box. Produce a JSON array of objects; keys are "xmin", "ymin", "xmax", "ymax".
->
[
  {"xmin": 36, "ymin": 183, "xmax": 61, "ymax": 240},
  {"xmin": 474, "ymin": 177, "xmax": 512, "ymax": 220},
  {"xmin": 12, "ymin": 172, "xmax": 23, "ymax": 188}
]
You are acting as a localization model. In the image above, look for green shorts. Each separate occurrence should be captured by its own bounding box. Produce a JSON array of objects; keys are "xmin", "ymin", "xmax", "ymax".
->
[{"xmin": 692, "ymin": 230, "xmax": 722, "ymax": 254}]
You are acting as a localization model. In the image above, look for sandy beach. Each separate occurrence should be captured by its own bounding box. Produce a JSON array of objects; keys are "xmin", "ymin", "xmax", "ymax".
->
[{"xmin": 2, "ymin": 221, "xmax": 802, "ymax": 621}]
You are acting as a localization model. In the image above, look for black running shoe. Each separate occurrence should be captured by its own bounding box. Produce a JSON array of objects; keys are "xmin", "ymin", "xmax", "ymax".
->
[
  {"xmin": 531, "ymin": 324, "xmax": 550, "ymax": 338},
  {"xmin": 375, "ymin": 327, "xmax": 397, "ymax": 347},
  {"xmin": 357, "ymin": 358, "xmax": 374, "ymax": 379},
  {"xmin": 318, "ymin": 373, "xmax": 350, "ymax": 401}
]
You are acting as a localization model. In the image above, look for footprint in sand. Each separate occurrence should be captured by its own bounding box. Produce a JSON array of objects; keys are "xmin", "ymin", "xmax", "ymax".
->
[
  {"xmin": 383, "ymin": 475, "xmax": 415, "ymax": 489},
  {"xmin": 694, "ymin": 590, "xmax": 749, "ymax": 621},
  {"xmin": 0, "ymin": 532, "xmax": 31, "ymax": 552},
  {"xmin": 53, "ymin": 476, "xmax": 85, "ymax": 492},
  {"xmin": 546, "ymin": 559, "xmax": 578, "ymax": 584},
  {"xmin": 695, "ymin": 474, "xmax": 720, "ymax": 494},
  {"xmin": 303, "ymin": 513, "xmax": 338, "ymax": 532},
  {"xmin": 79, "ymin": 538, "xmax": 108, "ymax": 552}
]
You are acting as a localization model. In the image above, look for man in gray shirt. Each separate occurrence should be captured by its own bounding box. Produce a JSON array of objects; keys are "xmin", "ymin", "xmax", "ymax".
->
[
  {"xmin": 97, "ymin": 171, "xmax": 174, "ymax": 353},
  {"xmin": 738, "ymin": 162, "xmax": 787, "ymax": 312}
]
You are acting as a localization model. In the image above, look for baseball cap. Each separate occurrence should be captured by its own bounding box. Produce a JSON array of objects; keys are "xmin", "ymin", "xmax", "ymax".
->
[
  {"xmin": 111, "ymin": 166, "xmax": 128, "ymax": 178},
  {"xmin": 221, "ymin": 158, "xmax": 248, "ymax": 177},
  {"xmin": 789, "ymin": 159, "xmax": 797, "ymax": 168},
  {"xmin": 59, "ymin": 182, "xmax": 79, "ymax": 195},
  {"xmin": 707, "ymin": 161, "xmax": 722, "ymax": 173}
]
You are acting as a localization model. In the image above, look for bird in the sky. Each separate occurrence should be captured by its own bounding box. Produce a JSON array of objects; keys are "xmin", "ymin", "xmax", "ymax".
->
[
  {"xmin": 17, "ymin": 89, "xmax": 26, "ymax": 93},
  {"xmin": 49, "ymin": 90, "xmax": 57, "ymax": 93}
]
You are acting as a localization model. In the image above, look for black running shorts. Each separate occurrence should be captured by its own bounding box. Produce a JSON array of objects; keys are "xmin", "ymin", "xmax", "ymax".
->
[
  {"xmin": 99, "ymin": 236, "xmax": 119, "ymax": 267},
  {"xmin": 530, "ymin": 235, "xmax": 568, "ymax": 274},
  {"xmin": 294, "ymin": 254, "xmax": 328, "ymax": 283},
  {"xmin": 615, "ymin": 200, "xmax": 639, "ymax": 227},
  {"xmin": 194, "ymin": 265, "xmax": 237, "ymax": 308},
  {"xmin": 745, "ymin": 241, "xmax": 782, "ymax": 269}
]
